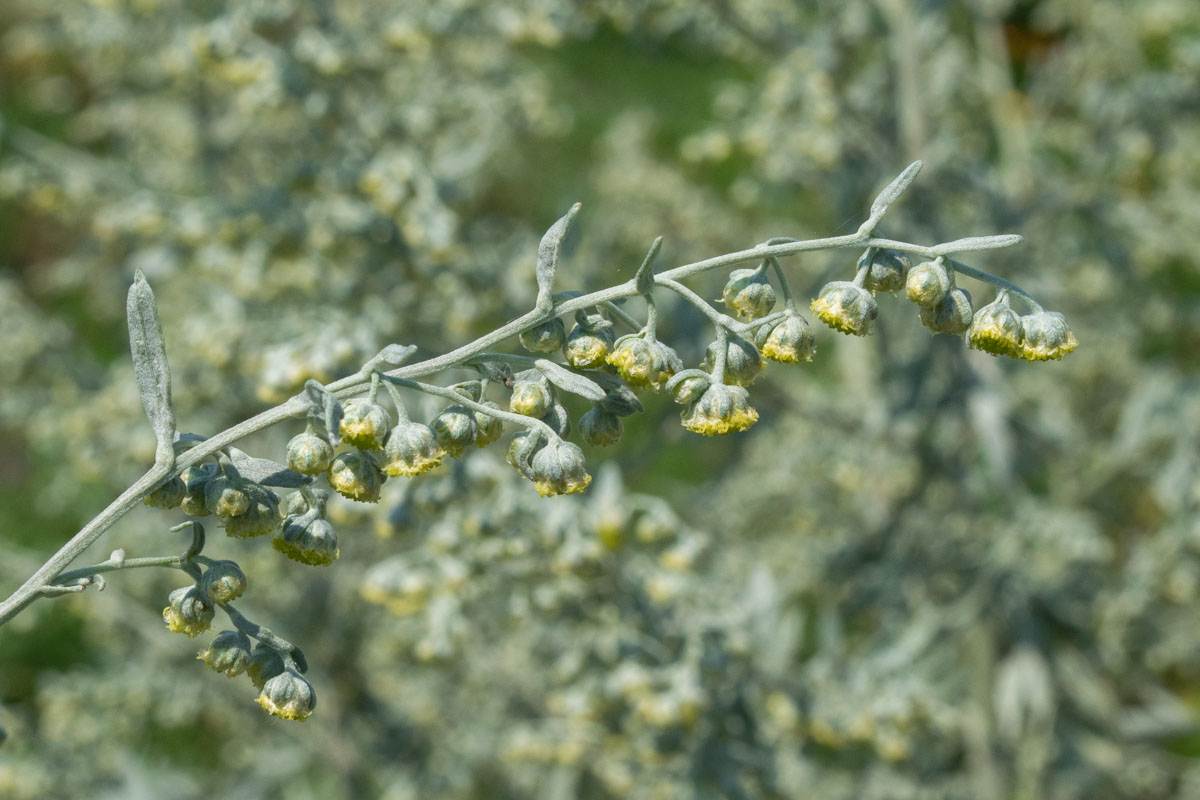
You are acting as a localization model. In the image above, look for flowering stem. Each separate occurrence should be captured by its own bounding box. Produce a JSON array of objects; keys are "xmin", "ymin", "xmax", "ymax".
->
[{"xmin": 382, "ymin": 375, "xmax": 557, "ymax": 440}]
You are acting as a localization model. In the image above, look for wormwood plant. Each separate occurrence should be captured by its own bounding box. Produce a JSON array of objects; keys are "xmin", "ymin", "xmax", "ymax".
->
[{"xmin": 0, "ymin": 161, "xmax": 1075, "ymax": 721}]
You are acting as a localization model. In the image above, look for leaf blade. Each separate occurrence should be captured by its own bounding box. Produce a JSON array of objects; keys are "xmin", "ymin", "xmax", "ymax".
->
[{"xmin": 126, "ymin": 270, "xmax": 176, "ymax": 465}]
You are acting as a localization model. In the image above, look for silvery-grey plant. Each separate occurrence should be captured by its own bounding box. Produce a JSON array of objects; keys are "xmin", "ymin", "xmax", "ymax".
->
[{"xmin": 0, "ymin": 161, "xmax": 1075, "ymax": 720}]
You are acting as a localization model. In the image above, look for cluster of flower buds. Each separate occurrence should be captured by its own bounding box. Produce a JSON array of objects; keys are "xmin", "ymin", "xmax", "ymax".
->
[
  {"xmin": 606, "ymin": 333, "xmax": 683, "ymax": 390},
  {"xmin": 507, "ymin": 432, "xmax": 592, "ymax": 496},
  {"xmin": 967, "ymin": 291, "xmax": 1078, "ymax": 361},
  {"xmin": 669, "ymin": 373, "xmax": 759, "ymax": 436},
  {"xmin": 153, "ymin": 454, "xmax": 282, "ymax": 539},
  {"xmin": 275, "ymin": 489, "xmax": 339, "ymax": 566}
]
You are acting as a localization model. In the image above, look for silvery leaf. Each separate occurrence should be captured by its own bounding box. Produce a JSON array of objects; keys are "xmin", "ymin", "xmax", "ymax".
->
[
  {"xmin": 635, "ymin": 236, "xmax": 663, "ymax": 296},
  {"xmin": 126, "ymin": 270, "xmax": 176, "ymax": 465},
  {"xmin": 535, "ymin": 203, "xmax": 581, "ymax": 312},
  {"xmin": 368, "ymin": 343, "xmax": 417, "ymax": 370},
  {"xmin": 932, "ymin": 234, "xmax": 1023, "ymax": 256},
  {"xmin": 534, "ymin": 359, "xmax": 606, "ymax": 402},
  {"xmin": 869, "ymin": 160, "xmax": 923, "ymax": 219},
  {"xmin": 228, "ymin": 447, "xmax": 312, "ymax": 488}
]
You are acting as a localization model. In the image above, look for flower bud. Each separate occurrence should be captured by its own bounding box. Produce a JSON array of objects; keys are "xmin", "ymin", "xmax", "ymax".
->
[
  {"xmin": 681, "ymin": 383, "xmax": 759, "ymax": 435},
  {"xmin": 670, "ymin": 374, "xmax": 710, "ymax": 405},
  {"xmin": 704, "ymin": 334, "xmax": 762, "ymax": 387},
  {"xmin": 919, "ymin": 287, "xmax": 973, "ymax": 335},
  {"xmin": 565, "ymin": 323, "xmax": 615, "ymax": 369},
  {"xmin": 860, "ymin": 249, "xmax": 911, "ymax": 294},
  {"xmin": 905, "ymin": 260, "xmax": 952, "ymax": 306},
  {"xmin": 338, "ymin": 399, "xmax": 391, "ymax": 451},
  {"xmin": 198, "ymin": 630, "xmax": 253, "ymax": 677},
  {"xmin": 1018, "ymin": 310, "xmax": 1078, "ymax": 361},
  {"xmin": 507, "ymin": 431, "xmax": 546, "ymax": 480},
  {"xmin": 579, "ymin": 407, "xmax": 623, "ymax": 447},
  {"xmin": 757, "ymin": 311, "xmax": 816, "ymax": 363},
  {"xmin": 162, "ymin": 585, "xmax": 214, "ymax": 638},
  {"xmin": 968, "ymin": 295, "xmax": 1025, "ymax": 357},
  {"xmin": 247, "ymin": 644, "xmax": 284, "ymax": 689},
  {"xmin": 606, "ymin": 335, "xmax": 683, "ymax": 390},
  {"xmin": 473, "ymin": 400, "xmax": 505, "ymax": 446},
  {"xmin": 144, "ymin": 476, "xmax": 186, "ymax": 510},
  {"xmin": 529, "ymin": 438, "xmax": 592, "ymax": 496},
  {"xmin": 274, "ymin": 514, "xmax": 339, "ymax": 566},
  {"xmin": 257, "ymin": 667, "xmax": 317, "ymax": 721},
  {"xmin": 327, "ymin": 450, "xmax": 385, "ymax": 502},
  {"xmin": 722, "ymin": 268, "xmax": 776, "ymax": 319},
  {"xmin": 509, "ymin": 381, "xmax": 552, "ymax": 418},
  {"xmin": 432, "ymin": 404, "xmax": 478, "ymax": 458},
  {"xmin": 286, "ymin": 431, "xmax": 334, "ymax": 475},
  {"xmin": 519, "ymin": 318, "xmax": 566, "ymax": 354},
  {"xmin": 811, "ymin": 281, "xmax": 878, "ymax": 336},
  {"xmin": 224, "ymin": 485, "xmax": 280, "ymax": 539},
  {"xmin": 204, "ymin": 473, "xmax": 251, "ymax": 518},
  {"xmin": 382, "ymin": 420, "xmax": 445, "ymax": 476},
  {"xmin": 180, "ymin": 465, "xmax": 215, "ymax": 517},
  {"xmin": 201, "ymin": 560, "xmax": 247, "ymax": 604}
]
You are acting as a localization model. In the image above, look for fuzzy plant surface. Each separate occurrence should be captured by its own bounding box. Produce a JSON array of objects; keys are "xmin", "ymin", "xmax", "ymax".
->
[{"xmin": 2, "ymin": 0, "xmax": 1197, "ymax": 798}]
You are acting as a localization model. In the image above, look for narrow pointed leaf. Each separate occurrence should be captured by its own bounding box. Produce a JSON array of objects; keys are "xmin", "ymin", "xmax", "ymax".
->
[
  {"xmin": 535, "ymin": 203, "xmax": 581, "ymax": 312},
  {"xmin": 126, "ymin": 270, "xmax": 176, "ymax": 464},
  {"xmin": 870, "ymin": 160, "xmax": 923, "ymax": 219},
  {"xmin": 227, "ymin": 447, "xmax": 312, "ymax": 488},
  {"xmin": 932, "ymin": 234, "xmax": 1023, "ymax": 256},
  {"xmin": 534, "ymin": 359, "xmax": 606, "ymax": 402},
  {"xmin": 367, "ymin": 343, "xmax": 418, "ymax": 371},
  {"xmin": 634, "ymin": 236, "xmax": 663, "ymax": 296}
]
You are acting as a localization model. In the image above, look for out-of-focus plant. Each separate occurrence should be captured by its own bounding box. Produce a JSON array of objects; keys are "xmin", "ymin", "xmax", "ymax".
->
[{"xmin": 0, "ymin": 158, "xmax": 1071, "ymax": 721}]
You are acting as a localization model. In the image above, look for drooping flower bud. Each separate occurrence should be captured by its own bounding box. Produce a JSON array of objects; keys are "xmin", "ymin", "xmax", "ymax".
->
[
  {"xmin": 162, "ymin": 585, "xmax": 214, "ymax": 638},
  {"xmin": 506, "ymin": 431, "xmax": 546, "ymax": 481},
  {"xmin": 704, "ymin": 334, "xmax": 762, "ymax": 387},
  {"xmin": 338, "ymin": 398, "xmax": 391, "ymax": 451},
  {"xmin": 223, "ymin": 484, "xmax": 280, "ymax": 539},
  {"xmin": 198, "ymin": 630, "xmax": 253, "ymax": 677},
  {"xmin": 529, "ymin": 438, "xmax": 592, "ymax": 496},
  {"xmin": 256, "ymin": 667, "xmax": 317, "ymax": 721},
  {"xmin": 1018, "ymin": 310, "xmax": 1078, "ymax": 361},
  {"xmin": 968, "ymin": 294, "xmax": 1025, "ymax": 357},
  {"xmin": 606, "ymin": 335, "xmax": 683, "ymax": 390},
  {"xmin": 722, "ymin": 268, "xmax": 776, "ymax": 320},
  {"xmin": 756, "ymin": 311, "xmax": 817, "ymax": 363},
  {"xmin": 565, "ymin": 321, "xmax": 615, "ymax": 369},
  {"xmin": 180, "ymin": 465, "xmax": 216, "ymax": 517},
  {"xmin": 247, "ymin": 644, "xmax": 285, "ymax": 689},
  {"xmin": 274, "ymin": 513, "xmax": 339, "ymax": 566},
  {"xmin": 519, "ymin": 318, "xmax": 567, "ymax": 354},
  {"xmin": 201, "ymin": 560, "xmax": 247, "ymax": 603},
  {"xmin": 860, "ymin": 249, "xmax": 911, "ymax": 294},
  {"xmin": 509, "ymin": 381, "xmax": 552, "ymax": 418},
  {"xmin": 579, "ymin": 407, "xmax": 623, "ymax": 447},
  {"xmin": 144, "ymin": 476, "xmax": 186, "ymax": 509},
  {"xmin": 681, "ymin": 383, "xmax": 759, "ymax": 435},
  {"xmin": 382, "ymin": 420, "xmax": 446, "ymax": 477},
  {"xmin": 286, "ymin": 431, "xmax": 334, "ymax": 475},
  {"xmin": 473, "ymin": 400, "xmax": 505, "ymax": 446},
  {"xmin": 327, "ymin": 450, "xmax": 385, "ymax": 502},
  {"xmin": 669, "ymin": 373, "xmax": 710, "ymax": 405},
  {"xmin": 204, "ymin": 472, "xmax": 251, "ymax": 518},
  {"xmin": 905, "ymin": 260, "xmax": 952, "ymax": 306},
  {"xmin": 811, "ymin": 281, "xmax": 878, "ymax": 336},
  {"xmin": 919, "ymin": 287, "xmax": 973, "ymax": 335},
  {"xmin": 432, "ymin": 404, "xmax": 478, "ymax": 458}
]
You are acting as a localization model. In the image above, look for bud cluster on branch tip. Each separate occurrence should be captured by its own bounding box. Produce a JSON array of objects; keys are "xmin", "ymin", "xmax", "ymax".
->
[
  {"xmin": 722, "ymin": 267, "xmax": 776, "ymax": 319},
  {"xmin": 433, "ymin": 404, "xmax": 478, "ymax": 458},
  {"xmin": 606, "ymin": 334, "xmax": 683, "ymax": 390},
  {"xmin": 756, "ymin": 311, "xmax": 817, "ymax": 363},
  {"xmin": 681, "ymin": 382, "xmax": 759, "ymax": 436},
  {"xmin": 565, "ymin": 317, "xmax": 615, "ymax": 369},
  {"xmin": 383, "ymin": 419, "xmax": 446, "ymax": 476},
  {"xmin": 285, "ymin": 431, "xmax": 334, "ymax": 475},
  {"xmin": 860, "ymin": 248, "xmax": 911, "ymax": 294},
  {"xmin": 704, "ymin": 335, "xmax": 762, "ymax": 386},
  {"xmin": 201, "ymin": 560, "xmax": 247, "ymax": 603},
  {"xmin": 328, "ymin": 450, "xmax": 385, "ymax": 502},
  {"xmin": 338, "ymin": 398, "xmax": 391, "ymax": 450},
  {"xmin": 519, "ymin": 317, "xmax": 566, "ymax": 353},
  {"xmin": 163, "ymin": 585, "xmax": 214, "ymax": 637},
  {"xmin": 811, "ymin": 281, "xmax": 878, "ymax": 336},
  {"xmin": 256, "ymin": 667, "xmax": 317, "ymax": 721},
  {"xmin": 198, "ymin": 629, "xmax": 253, "ymax": 677}
]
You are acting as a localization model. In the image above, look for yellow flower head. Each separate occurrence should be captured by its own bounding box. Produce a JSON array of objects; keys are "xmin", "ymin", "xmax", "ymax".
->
[
  {"xmin": 810, "ymin": 281, "xmax": 878, "ymax": 336},
  {"xmin": 681, "ymin": 383, "xmax": 759, "ymax": 435}
]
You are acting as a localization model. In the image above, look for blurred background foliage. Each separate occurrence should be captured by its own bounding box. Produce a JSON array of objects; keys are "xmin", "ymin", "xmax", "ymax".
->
[{"xmin": 1, "ymin": 0, "xmax": 1198, "ymax": 797}]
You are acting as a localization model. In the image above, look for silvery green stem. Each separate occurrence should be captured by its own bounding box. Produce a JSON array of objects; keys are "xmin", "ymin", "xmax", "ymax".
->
[{"xmin": 0, "ymin": 163, "xmax": 1029, "ymax": 627}]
